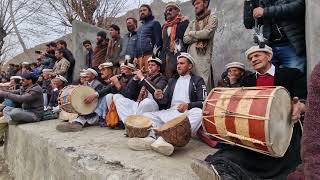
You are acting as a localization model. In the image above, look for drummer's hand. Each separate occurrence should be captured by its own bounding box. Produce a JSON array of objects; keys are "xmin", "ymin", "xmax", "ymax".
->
[
  {"xmin": 177, "ymin": 103, "xmax": 188, "ymax": 113},
  {"xmin": 154, "ymin": 89, "xmax": 164, "ymax": 100},
  {"xmin": 84, "ymin": 93, "xmax": 98, "ymax": 104},
  {"xmin": 291, "ymin": 97, "xmax": 306, "ymax": 124}
]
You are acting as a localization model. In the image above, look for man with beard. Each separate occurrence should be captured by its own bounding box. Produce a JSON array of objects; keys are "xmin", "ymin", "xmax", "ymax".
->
[
  {"xmin": 120, "ymin": 17, "xmax": 138, "ymax": 61},
  {"xmin": 161, "ymin": 2, "xmax": 189, "ymax": 78},
  {"xmin": 92, "ymin": 31, "xmax": 109, "ymax": 70},
  {"xmin": 56, "ymin": 40, "xmax": 76, "ymax": 83},
  {"xmin": 106, "ymin": 24, "xmax": 123, "ymax": 67},
  {"xmin": 82, "ymin": 40, "xmax": 93, "ymax": 68},
  {"xmin": 41, "ymin": 41, "xmax": 57, "ymax": 69},
  {"xmin": 53, "ymin": 49, "xmax": 70, "ymax": 79},
  {"xmin": 184, "ymin": 0, "xmax": 218, "ymax": 90},
  {"xmin": 136, "ymin": 4, "xmax": 162, "ymax": 71}
]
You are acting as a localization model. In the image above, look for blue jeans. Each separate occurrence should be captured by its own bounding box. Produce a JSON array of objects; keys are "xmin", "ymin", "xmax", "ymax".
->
[{"xmin": 271, "ymin": 43, "xmax": 306, "ymax": 73}]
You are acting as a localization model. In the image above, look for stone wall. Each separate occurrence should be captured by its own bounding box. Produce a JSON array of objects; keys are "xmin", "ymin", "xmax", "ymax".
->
[
  {"xmin": 71, "ymin": 21, "xmax": 106, "ymax": 81},
  {"xmin": 306, "ymin": 0, "xmax": 320, "ymax": 78}
]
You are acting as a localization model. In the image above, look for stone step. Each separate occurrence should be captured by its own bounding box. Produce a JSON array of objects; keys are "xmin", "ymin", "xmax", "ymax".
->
[{"xmin": 4, "ymin": 120, "xmax": 215, "ymax": 180}]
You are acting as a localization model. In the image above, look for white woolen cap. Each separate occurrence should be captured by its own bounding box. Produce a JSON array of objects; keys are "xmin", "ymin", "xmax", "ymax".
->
[{"xmin": 245, "ymin": 45, "xmax": 273, "ymax": 60}]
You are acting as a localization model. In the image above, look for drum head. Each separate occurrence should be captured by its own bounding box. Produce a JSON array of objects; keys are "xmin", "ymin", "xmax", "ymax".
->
[
  {"xmin": 158, "ymin": 114, "xmax": 187, "ymax": 131},
  {"xmin": 268, "ymin": 87, "xmax": 293, "ymax": 157},
  {"xmin": 70, "ymin": 86, "xmax": 98, "ymax": 115},
  {"xmin": 125, "ymin": 115, "xmax": 152, "ymax": 128}
]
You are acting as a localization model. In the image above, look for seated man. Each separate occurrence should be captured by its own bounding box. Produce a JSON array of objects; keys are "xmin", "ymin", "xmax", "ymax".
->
[
  {"xmin": 43, "ymin": 75, "xmax": 68, "ymax": 120},
  {"xmin": 41, "ymin": 69, "xmax": 53, "ymax": 108},
  {"xmin": 191, "ymin": 45, "xmax": 307, "ymax": 180},
  {"xmin": 93, "ymin": 60, "xmax": 136, "ymax": 122},
  {"xmin": 56, "ymin": 63, "xmax": 135, "ymax": 132},
  {"xmin": 56, "ymin": 68, "xmax": 105, "ymax": 132},
  {"xmin": 217, "ymin": 62, "xmax": 250, "ymax": 87},
  {"xmin": 0, "ymin": 73, "xmax": 44, "ymax": 124},
  {"xmin": 128, "ymin": 53, "xmax": 207, "ymax": 156},
  {"xmin": 1, "ymin": 76, "xmax": 22, "ymax": 108},
  {"xmin": 112, "ymin": 56, "xmax": 167, "ymax": 124}
]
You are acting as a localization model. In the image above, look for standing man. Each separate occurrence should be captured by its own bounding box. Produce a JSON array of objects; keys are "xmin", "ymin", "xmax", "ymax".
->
[
  {"xmin": 56, "ymin": 40, "xmax": 76, "ymax": 83},
  {"xmin": 136, "ymin": 4, "xmax": 162, "ymax": 71},
  {"xmin": 53, "ymin": 49, "xmax": 71, "ymax": 79},
  {"xmin": 92, "ymin": 31, "xmax": 109, "ymax": 70},
  {"xmin": 162, "ymin": 2, "xmax": 189, "ymax": 78},
  {"xmin": 120, "ymin": 17, "xmax": 138, "ymax": 61},
  {"xmin": 82, "ymin": 40, "xmax": 94, "ymax": 68},
  {"xmin": 243, "ymin": 0, "xmax": 306, "ymax": 73},
  {"xmin": 184, "ymin": 0, "xmax": 218, "ymax": 90},
  {"xmin": 106, "ymin": 24, "xmax": 123, "ymax": 67}
]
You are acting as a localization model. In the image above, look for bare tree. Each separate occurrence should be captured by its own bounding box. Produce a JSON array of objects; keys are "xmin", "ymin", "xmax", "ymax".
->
[{"xmin": 46, "ymin": 0, "xmax": 127, "ymax": 28}]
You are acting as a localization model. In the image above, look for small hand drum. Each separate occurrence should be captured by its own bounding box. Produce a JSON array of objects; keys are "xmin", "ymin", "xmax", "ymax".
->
[
  {"xmin": 155, "ymin": 114, "xmax": 191, "ymax": 147},
  {"xmin": 125, "ymin": 115, "xmax": 152, "ymax": 138}
]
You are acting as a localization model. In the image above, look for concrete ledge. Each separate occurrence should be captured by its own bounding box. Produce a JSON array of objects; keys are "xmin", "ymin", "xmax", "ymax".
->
[{"xmin": 4, "ymin": 120, "xmax": 215, "ymax": 180}]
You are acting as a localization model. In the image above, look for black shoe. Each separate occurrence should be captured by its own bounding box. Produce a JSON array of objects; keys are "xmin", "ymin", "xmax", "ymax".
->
[{"xmin": 191, "ymin": 159, "xmax": 220, "ymax": 180}]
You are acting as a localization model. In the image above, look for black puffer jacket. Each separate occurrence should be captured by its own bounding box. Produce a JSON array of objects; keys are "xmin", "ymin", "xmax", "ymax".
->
[{"xmin": 243, "ymin": 0, "xmax": 305, "ymax": 55}]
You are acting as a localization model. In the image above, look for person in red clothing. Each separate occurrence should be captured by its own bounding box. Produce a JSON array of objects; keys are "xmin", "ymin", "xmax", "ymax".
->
[{"xmin": 191, "ymin": 45, "xmax": 307, "ymax": 180}]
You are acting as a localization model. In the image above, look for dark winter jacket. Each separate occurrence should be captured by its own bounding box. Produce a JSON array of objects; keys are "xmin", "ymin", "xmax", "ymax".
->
[
  {"xmin": 243, "ymin": 0, "xmax": 306, "ymax": 55},
  {"xmin": 136, "ymin": 15, "xmax": 162, "ymax": 57},
  {"xmin": 0, "ymin": 84, "xmax": 44, "ymax": 119},
  {"xmin": 157, "ymin": 74, "xmax": 207, "ymax": 110},
  {"xmin": 120, "ymin": 31, "xmax": 138, "ymax": 58},
  {"xmin": 122, "ymin": 73, "xmax": 168, "ymax": 101}
]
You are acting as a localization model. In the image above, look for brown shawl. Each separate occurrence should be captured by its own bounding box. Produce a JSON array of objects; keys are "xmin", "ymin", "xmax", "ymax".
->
[{"xmin": 195, "ymin": 10, "xmax": 211, "ymax": 55}]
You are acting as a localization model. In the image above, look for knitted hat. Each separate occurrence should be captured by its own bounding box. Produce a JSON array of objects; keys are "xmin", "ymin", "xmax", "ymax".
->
[
  {"xmin": 147, "ymin": 56, "xmax": 162, "ymax": 66},
  {"xmin": 98, "ymin": 62, "xmax": 114, "ymax": 70},
  {"xmin": 10, "ymin": 76, "xmax": 22, "ymax": 80},
  {"xmin": 225, "ymin": 62, "xmax": 245, "ymax": 70},
  {"xmin": 54, "ymin": 75, "xmax": 68, "ymax": 83},
  {"xmin": 177, "ymin": 52, "xmax": 195, "ymax": 66},
  {"xmin": 245, "ymin": 45, "xmax": 273, "ymax": 60},
  {"xmin": 165, "ymin": 2, "xmax": 181, "ymax": 10},
  {"xmin": 85, "ymin": 68, "xmax": 98, "ymax": 77}
]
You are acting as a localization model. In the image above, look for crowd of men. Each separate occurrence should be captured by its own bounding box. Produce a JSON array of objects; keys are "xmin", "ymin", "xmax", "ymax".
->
[{"xmin": 0, "ymin": 0, "xmax": 315, "ymax": 179}]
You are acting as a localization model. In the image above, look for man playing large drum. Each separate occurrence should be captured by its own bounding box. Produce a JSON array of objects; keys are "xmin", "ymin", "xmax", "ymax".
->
[
  {"xmin": 191, "ymin": 45, "xmax": 307, "ymax": 180},
  {"xmin": 128, "ymin": 53, "xmax": 207, "ymax": 156}
]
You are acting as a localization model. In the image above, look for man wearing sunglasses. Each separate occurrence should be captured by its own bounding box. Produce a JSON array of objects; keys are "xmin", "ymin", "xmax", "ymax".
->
[
  {"xmin": 244, "ymin": 0, "xmax": 306, "ymax": 74},
  {"xmin": 161, "ymin": 2, "xmax": 189, "ymax": 78}
]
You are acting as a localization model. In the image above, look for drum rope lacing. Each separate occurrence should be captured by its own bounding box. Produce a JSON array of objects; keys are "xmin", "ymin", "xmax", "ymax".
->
[
  {"xmin": 204, "ymin": 102, "xmax": 268, "ymax": 120},
  {"xmin": 202, "ymin": 117, "xmax": 271, "ymax": 146}
]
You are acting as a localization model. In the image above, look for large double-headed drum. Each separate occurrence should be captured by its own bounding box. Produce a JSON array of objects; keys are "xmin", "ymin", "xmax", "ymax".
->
[
  {"xmin": 58, "ymin": 85, "xmax": 98, "ymax": 115},
  {"xmin": 202, "ymin": 87, "xmax": 293, "ymax": 157}
]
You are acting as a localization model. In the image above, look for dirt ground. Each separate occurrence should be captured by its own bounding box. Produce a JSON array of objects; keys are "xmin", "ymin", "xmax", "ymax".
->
[{"xmin": 0, "ymin": 147, "xmax": 13, "ymax": 180}]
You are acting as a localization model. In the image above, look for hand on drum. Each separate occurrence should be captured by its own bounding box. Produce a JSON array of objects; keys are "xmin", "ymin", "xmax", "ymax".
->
[
  {"xmin": 84, "ymin": 93, "xmax": 97, "ymax": 104},
  {"xmin": 291, "ymin": 97, "xmax": 306, "ymax": 124},
  {"xmin": 154, "ymin": 89, "xmax": 164, "ymax": 100},
  {"xmin": 177, "ymin": 103, "xmax": 188, "ymax": 113}
]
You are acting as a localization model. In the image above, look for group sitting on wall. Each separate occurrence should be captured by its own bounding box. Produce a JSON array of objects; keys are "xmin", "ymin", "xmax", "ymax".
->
[{"xmin": 0, "ymin": 0, "xmax": 316, "ymax": 179}]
